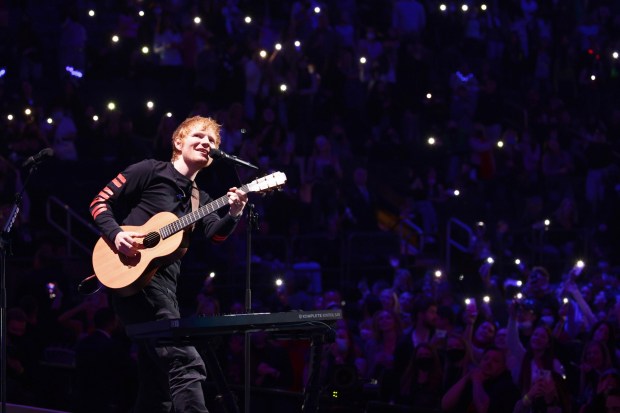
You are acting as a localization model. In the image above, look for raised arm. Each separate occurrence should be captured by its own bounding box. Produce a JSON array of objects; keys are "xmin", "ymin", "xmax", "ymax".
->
[
  {"xmin": 471, "ymin": 369, "xmax": 491, "ymax": 413},
  {"xmin": 441, "ymin": 372, "xmax": 470, "ymax": 412},
  {"xmin": 506, "ymin": 301, "xmax": 526, "ymax": 364},
  {"xmin": 564, "ymin": 281, "xmax": 597, "ymax": 330}
]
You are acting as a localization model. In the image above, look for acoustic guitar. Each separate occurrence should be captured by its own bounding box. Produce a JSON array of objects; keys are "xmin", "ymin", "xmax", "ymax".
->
[{"xmin": 91, "ymin": 171, "xmax": 287, "ymax": 296}]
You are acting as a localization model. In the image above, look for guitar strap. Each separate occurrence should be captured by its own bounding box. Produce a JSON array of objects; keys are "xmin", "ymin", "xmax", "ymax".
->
[
  {"xmin": 173, "ymin": 184, "xmax": 199, "ymax": 252},
  {"xmin": 190, "ymin": 183, "xmax": 199, "ymax": 231},
  {"xmin": 179, "ymin": 184, "xmax": 200, "ymax": 250}
]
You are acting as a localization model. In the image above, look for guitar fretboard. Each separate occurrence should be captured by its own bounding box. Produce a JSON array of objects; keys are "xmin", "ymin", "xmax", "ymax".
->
[{"xmin": 159, "ymin": 183, "xmax": 250, "ymax": 239}]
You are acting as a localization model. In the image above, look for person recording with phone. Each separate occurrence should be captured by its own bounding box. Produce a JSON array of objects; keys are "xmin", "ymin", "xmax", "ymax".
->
[
  {"xmin": 506, "ymin": 300, "xmax": 566, "ymax": 408},
  {"xmin": 89, "ymin": 116, "xmax": 248, "ymax": 413}
]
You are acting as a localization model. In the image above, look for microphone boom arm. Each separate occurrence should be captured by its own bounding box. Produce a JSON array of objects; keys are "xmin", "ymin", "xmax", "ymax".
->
[{"xmin": 210, "ymin": 148, "xmax": 258, "ymax": 170}]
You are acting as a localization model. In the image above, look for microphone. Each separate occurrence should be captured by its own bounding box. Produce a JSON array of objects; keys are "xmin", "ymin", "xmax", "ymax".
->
[
  {"xmin": 209, "ymin": 147, "xmax": 258, "ymax": 170},
  {"xmin": 22, "ymin": 147, "xmax": 54, "ymax": 168}
]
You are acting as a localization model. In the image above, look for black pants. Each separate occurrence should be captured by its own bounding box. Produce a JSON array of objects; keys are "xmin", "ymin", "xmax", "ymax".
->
[{"xmin": 113, "ymin": 283, "xmax": 209, "ymax": 413}]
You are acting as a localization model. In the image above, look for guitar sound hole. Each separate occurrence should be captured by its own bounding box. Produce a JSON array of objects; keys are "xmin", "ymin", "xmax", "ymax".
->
[{"xmin": 143, "ymin": 232, "xmax": 160, "ymax": 248}]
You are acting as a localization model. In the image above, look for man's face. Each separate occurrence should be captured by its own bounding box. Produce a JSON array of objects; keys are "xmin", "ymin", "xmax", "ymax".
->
[{"xmin": 175, "ymin": 125, "xmax": 218, "ymax": 167}]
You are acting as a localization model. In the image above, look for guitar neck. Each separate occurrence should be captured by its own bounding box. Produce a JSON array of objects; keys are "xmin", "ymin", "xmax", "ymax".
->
[{"xmin": 160, "ymin": 183, "xmax": 249, "ymax": 239}]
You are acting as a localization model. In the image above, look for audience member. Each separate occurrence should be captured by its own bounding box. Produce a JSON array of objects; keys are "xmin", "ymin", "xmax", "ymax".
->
[
  {"xmin": 394, "ymin": 342, "xmax": 443, "ymax": 409},
  {"xmin": 362, "ymin": 309, "xmax": 402, "ymax": 383},
  {"xmin": 441, "ymin": 346, "xmax": 520, "ymax": 413},
  {"xmin": 578, "ymin": 340, "xmax": 615, "ymax": 407}
]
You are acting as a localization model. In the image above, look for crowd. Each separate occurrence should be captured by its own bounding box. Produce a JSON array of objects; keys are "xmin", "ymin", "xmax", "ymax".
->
[{"xmin": 3, "ymin": 0, "xmax": 620, "ymax": 411}]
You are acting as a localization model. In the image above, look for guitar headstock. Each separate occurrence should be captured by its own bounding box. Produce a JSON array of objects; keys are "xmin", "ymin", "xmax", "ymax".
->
[{"xmin": 244, "ymin": 171, "xmax": 287, "ymax": 194}]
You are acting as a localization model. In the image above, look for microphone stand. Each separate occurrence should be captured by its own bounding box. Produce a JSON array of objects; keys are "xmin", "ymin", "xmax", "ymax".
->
[
  {"xmin": 214, "ymin": 155, "xmax": 259, "ymax": 413},
  {"xmin": 1, "ymin": 162, "xmax": 37, "ymax": 413},
  {"xmin": 244, "ymin": 203, "xmax": 258, "ymax": 413}
]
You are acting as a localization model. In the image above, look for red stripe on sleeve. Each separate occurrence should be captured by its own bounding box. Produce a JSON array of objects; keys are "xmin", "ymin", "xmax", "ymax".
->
[
  {"xmin": 89, "ymin": 198, "xmax": 102, "ymax": 208},
  {"xmin": 89, "ymin": 192, "xmax": 109, "ymax": 208},
  {"xmin": 212, "ymin": 234, "xmax": 228, "ymax": 243},
  {"xmin": 91, "ymin": 205, "xmax": 107, "ymax": 220}
]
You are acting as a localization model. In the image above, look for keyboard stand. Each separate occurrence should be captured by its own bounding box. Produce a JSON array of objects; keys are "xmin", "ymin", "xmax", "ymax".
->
[
  {"xmin": 201, "ymin": 327, "xmax": 332, "ymax": 413},
  {"xmin": 202, "ymin": 338, "xmax": 241, "ymax": 413},
  {"xmin": 302, "ymin": 332, "xmax": 326, "ymax": 413}
]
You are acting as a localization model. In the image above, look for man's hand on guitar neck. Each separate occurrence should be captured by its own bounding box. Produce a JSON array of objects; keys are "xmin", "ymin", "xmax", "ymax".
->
[
  {"xmin": 227, "ymin": 187, "xmax": 248, "ymax": 217},
  {"xmin": 114, "ymin": 231, "xmax": 145, "ymax": 257}
]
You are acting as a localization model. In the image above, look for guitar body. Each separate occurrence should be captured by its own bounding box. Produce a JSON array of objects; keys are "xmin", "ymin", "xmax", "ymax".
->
[{"xmin": 92, "ymin": 211, "xmax": 186, "ymax": 296}]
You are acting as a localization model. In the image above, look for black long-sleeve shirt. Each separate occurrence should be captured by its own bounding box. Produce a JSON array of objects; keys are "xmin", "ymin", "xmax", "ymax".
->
[{"xmin": 89, "ymin": 159, "xmax": 239, "ymax": 290}]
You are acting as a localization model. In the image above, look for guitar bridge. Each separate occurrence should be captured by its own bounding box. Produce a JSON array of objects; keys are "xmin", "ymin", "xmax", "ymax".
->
[{"xmin": 143, "ymin": 232, "xmax": 161, "ymax": 248}]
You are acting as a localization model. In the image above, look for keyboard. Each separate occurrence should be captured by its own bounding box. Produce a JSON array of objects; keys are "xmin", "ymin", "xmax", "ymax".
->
[{"xmin": 126, "ymin": 309, "xmax": 343, "ymax": 340}]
